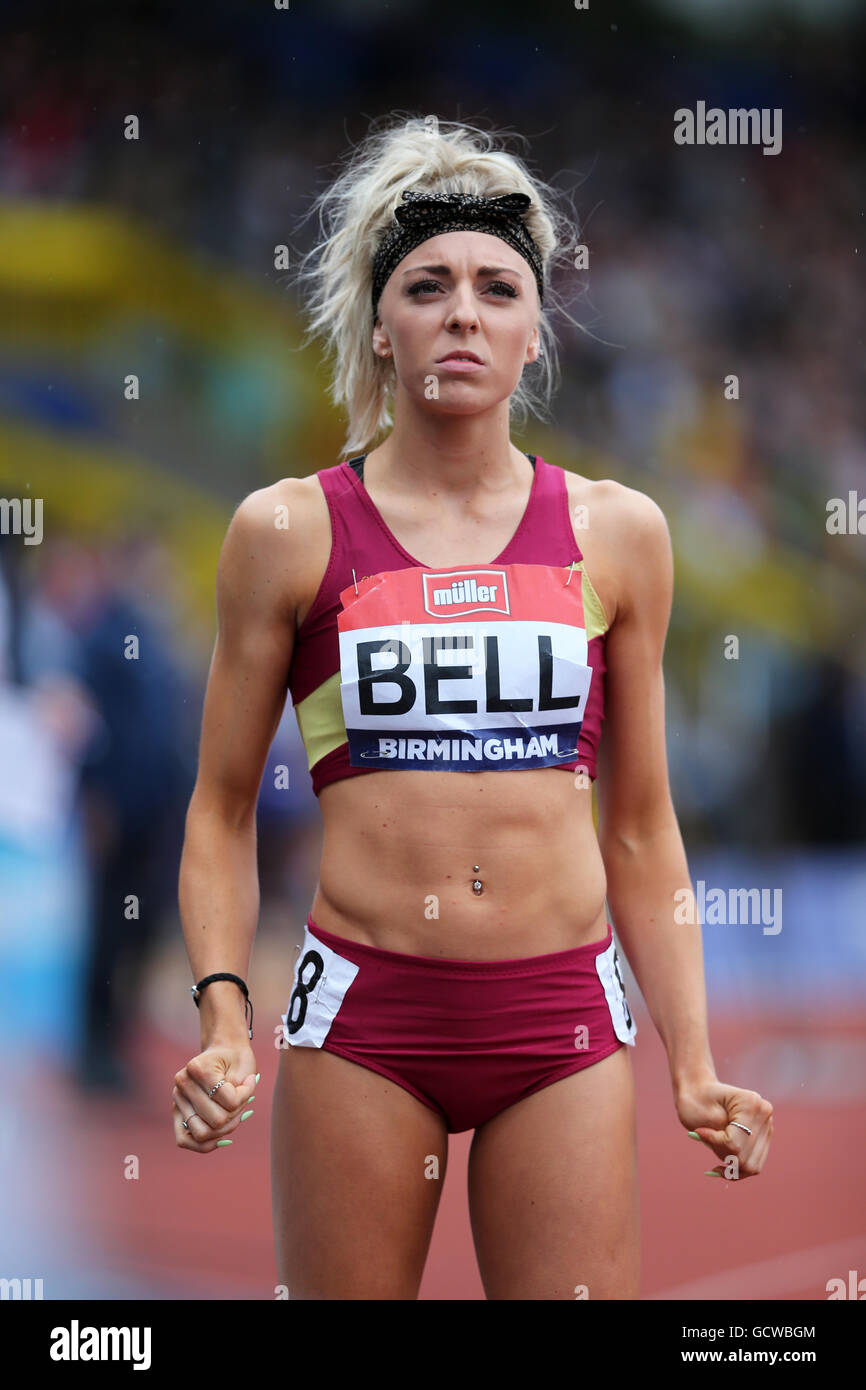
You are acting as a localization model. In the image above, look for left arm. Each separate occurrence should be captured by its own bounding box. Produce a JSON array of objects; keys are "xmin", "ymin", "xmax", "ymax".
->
[{"xmin": 595, "ymin": 485, "xmax": 773, "ymax": 1179}]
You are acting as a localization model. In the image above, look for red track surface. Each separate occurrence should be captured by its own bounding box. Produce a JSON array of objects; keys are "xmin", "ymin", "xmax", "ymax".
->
[{"xmin": 28, "ymin": 1003, "xmax": 866, "ymax": 1300}]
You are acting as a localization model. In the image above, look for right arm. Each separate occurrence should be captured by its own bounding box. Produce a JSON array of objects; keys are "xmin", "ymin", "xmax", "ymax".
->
[{"xmin": 174, "ymin": 480, "xmax": 303, "ymax": 1146}]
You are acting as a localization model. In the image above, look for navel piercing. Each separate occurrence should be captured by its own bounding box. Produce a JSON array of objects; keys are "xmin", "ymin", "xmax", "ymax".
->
[{"xmin": 472, "ymin": 865, "xmax": 483, "ymax": 894}]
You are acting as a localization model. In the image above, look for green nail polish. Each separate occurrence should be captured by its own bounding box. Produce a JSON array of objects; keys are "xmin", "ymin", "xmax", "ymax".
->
[
  {"xmin": 248, "ymin": 1094, "xmax": 255, "ymax": 1102},
  {"xmin": 255, "ymin": 1072, "xmax": 261, "ymax": 1083},
  {"xmin": 241, "ymin": 1109, "xmax": 254, "ymax": 1121},
  {"xmin": 703, "ymin": 1170, "xmax": 721, "ymax": 1177},
  {"xmin": 687, "ymin": 1131, "xmax": 702, "ymax": 1140},
  {"xmin": 217, "ymin": 1140, "xmax": 233, "ymax": 1147}
]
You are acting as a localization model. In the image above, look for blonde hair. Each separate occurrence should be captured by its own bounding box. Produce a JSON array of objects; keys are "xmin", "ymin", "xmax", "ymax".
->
[{"xmin": 291, "ymin": 113, "xmax": 585, "ymax": 459}]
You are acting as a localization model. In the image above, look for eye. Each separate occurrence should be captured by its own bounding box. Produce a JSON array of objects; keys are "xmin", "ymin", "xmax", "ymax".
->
[{"xmin": 406, "ymin": 279, "xmax": 519, "ymax": 298}]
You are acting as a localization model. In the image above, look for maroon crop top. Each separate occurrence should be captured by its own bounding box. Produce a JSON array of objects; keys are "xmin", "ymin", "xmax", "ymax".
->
[{"xmin": 287, "ymin": 453, "xmax": 610, "ymax": 796}]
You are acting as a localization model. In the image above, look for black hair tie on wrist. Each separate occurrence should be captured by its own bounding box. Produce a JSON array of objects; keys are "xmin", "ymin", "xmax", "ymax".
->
[{"xmin": 191, "ymin": 973, "xmax": 253, "ymax": 1040}]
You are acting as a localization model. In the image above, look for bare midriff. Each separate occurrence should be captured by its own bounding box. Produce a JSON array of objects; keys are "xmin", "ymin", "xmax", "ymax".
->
[{"xmin": 312, "ymin": 767, "xmax": 608, "ymax": 960}]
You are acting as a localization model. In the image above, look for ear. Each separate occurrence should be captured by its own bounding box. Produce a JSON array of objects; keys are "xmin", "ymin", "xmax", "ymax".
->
[
  {"xmin": 525, "ymin": 326, "xmax": 542, "ymax": 365},
  {"xmin": 372, "ymin": 317, "xmax": 391, "ymax": 359}
]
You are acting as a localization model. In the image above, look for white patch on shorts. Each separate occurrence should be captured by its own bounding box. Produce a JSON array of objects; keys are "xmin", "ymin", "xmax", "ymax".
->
[
  {"xmin": 281, "ymin": 924, "xmax": 359, "ymax": 1048},
  {"xmin": 595, "ymin": 938, "xmax": 637, "ymax": 1046}
]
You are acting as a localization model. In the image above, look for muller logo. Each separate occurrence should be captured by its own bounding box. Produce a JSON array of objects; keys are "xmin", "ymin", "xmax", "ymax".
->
[{"xmin": 423, "ymin": 568, "xmax": 510, "ymax": 619}]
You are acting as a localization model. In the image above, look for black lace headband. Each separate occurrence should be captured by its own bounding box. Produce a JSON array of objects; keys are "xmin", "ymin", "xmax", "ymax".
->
[{"xmin": 370, "ymin": 189, "xmax": 544, "ymax": 320}]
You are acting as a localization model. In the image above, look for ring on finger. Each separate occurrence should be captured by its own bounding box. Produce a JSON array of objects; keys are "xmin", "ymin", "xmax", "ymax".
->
[
  {"xmin": 730, "ymin": 1121, "xmax": 752, "ymax": 1135},
  {"xmin": 208, "ymin": 1079, "xmax": 226, "ymax": 1099},
  {"xmin": 181, "ymin": 1110, "xmax": 199, "ymax": 1133}
]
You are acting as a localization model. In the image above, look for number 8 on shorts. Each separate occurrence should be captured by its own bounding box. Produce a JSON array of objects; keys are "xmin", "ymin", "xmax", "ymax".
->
[{"xmin": 281, "ymin": 924, "xmax": 360, "ymax": 1048}]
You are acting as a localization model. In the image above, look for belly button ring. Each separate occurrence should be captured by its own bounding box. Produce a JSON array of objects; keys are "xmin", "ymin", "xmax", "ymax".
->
[{"xmin": 472, "ymin": 865, "xmax": 483, "ymax": 894}]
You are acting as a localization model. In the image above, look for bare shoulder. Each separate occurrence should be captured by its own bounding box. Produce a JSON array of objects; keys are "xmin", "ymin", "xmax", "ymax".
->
[
  {"xmin": 562, "ymin": 469, "xmax": 671, "ymax": 627},
  {"xmin": 219, "ymin": 473, "xmax": 332, "ymax": 629}
]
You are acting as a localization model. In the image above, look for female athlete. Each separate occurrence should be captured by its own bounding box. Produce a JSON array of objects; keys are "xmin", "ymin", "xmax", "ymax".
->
[{"xmin": 171, "ymin": 115, "xmax": 774, "ymax": 1300}]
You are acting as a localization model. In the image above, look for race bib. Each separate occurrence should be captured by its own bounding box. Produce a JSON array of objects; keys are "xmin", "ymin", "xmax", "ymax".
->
[
  {"xmin": 281, "ymin": 924, "xmax": 359, "ymax": 1047},
  {"xmin": 337, "ymin": 563, "xmax": 593, "ymax": 773},
  {"xmin": 595, "ymin": 938, "xmax": 637, "ymax": 1046}
]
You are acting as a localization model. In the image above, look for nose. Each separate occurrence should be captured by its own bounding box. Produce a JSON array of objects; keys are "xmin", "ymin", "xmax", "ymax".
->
[{"xmin": 446, "ymin": 275, "xmax": 480, "ymax": 330}]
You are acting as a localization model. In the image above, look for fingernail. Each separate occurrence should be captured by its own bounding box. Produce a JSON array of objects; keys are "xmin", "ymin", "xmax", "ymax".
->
[
  {"xmin": 217, "ymin": 1140, "xmax": 233, "ymax": 1148},
  {"xmin": 703, "ymin": 1170, "xmax": 721, "ymax": 1178},
  {"xmin": 687, "ymin": 1131, "xmax": 702, "ymax": 1141},
  {"xmin": 248, "ymin": 1094, "xmax": 255, "ymax": 1102},
  {"xmin": 255, "ymin": 1072, "xmax": 261, "ymax": 1083},
  {"xmin": 241, "ymin": 1109, "xmax": 254, "ymax": 1121}
]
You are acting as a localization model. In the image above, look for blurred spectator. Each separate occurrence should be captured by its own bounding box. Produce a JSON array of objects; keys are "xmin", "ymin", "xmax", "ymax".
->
[
  {"xmin": 0, "ymin": 525, "xmax": 98, "ymax": 1060},
  {"xmin": 37, "ymin": 534, "xmax": 194, "ymax": 1091}
]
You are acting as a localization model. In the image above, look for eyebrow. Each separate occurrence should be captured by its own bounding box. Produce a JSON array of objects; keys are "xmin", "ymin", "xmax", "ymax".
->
[{"xmin": 400, "ymin": 263, "xmax": 524, "ymax": 280}]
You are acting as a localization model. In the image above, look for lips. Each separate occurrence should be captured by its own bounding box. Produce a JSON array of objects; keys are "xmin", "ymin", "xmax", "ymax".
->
[{"xmin": 437, "ymin": 351, "xmax": 483, "ymax": 364}]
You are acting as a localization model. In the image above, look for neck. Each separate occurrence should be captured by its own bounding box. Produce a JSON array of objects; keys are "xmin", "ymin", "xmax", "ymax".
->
[{"xmin": 366, "ymin": 394, "xmax": 529, "ymax": 499}]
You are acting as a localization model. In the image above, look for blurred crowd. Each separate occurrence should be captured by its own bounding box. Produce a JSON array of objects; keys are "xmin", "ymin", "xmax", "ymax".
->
[
  {"xmin": 1, "ymin": 16, "xmax": 861, "ymax": 535},
  {"xmin": 1, "ymin": 17, "xmax": 860, "ymax": 524}
]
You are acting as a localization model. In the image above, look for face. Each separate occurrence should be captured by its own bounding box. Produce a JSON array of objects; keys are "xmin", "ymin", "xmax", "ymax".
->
[{"xmin": 372, "ymin": 229, "xmax": 541, "ymax": 415}]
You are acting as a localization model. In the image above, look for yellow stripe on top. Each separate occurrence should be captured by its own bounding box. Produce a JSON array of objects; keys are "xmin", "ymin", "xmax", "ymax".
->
[
  {"xmin": 293, "ymin": 562, "xmax": 611, "ymax": 775},
  {"xmin": 576, "ymin": 560, "xmax": 611, "ymax": 643},
  {"xmin": 294, "ymin": 669, "xmax": 347, "ymax": 772}
]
